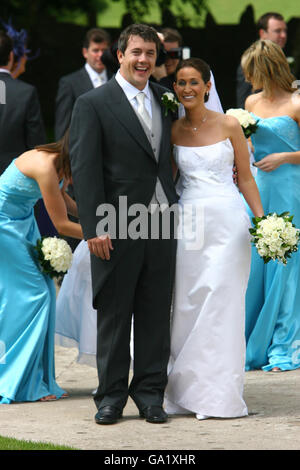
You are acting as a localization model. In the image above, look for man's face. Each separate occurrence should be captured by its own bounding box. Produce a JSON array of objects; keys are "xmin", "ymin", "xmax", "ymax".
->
[
  {"xmin": 82, "ymin": 40, "xmax": 109, "ymax": 73},
  {"xmin": 117, "ymin": 35, "xmax": 157, "ymax": 90},
  {"xmin": 164, "ymin": 41, "xmax": 180, "ymax": 76},
  {"xmin": 260, "ymin": 18, "xmax": 287, "ymax": 49}
]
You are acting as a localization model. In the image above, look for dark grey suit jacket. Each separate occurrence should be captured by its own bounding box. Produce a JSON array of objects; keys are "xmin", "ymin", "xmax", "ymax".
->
[
  {"xmin": 0, "ymin": 72, "xmax": 46, "ymax": 175},
  {"xmin": 69, "ymin": 77, "xmax": 178, "ymax": 306},
  {"xmin": 236, "ymin": 64, "xmax": 252, "ymax": 108},
  {"xmin": 55, "ymin": 66, "xmax": 113, "ymax": 140}
]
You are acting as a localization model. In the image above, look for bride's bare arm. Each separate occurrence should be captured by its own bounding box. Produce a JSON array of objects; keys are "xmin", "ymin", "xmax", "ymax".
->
[{"xmin": 227, "ymin": 116, "xmax": 264, "ymax": 218}]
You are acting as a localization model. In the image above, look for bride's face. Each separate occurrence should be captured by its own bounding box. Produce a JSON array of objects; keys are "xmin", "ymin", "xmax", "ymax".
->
[{"xmin": 174, "ymin": 67, "xmax": 211, "ymax": 108}]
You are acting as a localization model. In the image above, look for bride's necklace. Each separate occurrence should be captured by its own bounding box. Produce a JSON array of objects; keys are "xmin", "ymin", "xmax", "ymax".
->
[{"xmin": 185, "ymin": 115, "xmax": 207, "ymax": 131}]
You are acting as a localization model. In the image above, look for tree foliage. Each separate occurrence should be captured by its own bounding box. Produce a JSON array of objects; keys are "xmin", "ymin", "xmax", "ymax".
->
[
  {"xmin": 0, "ymin": 0, "xmax": 109, "ymax": 28},
  {"xmin": 112, "ymin": 0, "xmax": 208, "ymax": 26}
]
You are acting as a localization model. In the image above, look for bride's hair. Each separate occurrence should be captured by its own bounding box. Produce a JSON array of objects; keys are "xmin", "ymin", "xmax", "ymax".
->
[
  {"xmin": 35, "ymin": 129, "xmax": 71, "ymax": 179},
  {"xmin": 241, "ymin": 39, "xmax": 295, "ymax": 96},
  {"xmin": 174, "ymin": 58, "xmax": 211, "ymax": 102}
]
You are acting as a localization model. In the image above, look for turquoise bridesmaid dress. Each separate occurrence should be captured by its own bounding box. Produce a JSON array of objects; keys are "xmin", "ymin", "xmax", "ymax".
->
[
  {"xmin": 245, "ymin": 115, "xmax": 300, "ymax": 371},
  {"xmin": 0, "ymin": 161, "xmax": 66, "ymax": 403}
]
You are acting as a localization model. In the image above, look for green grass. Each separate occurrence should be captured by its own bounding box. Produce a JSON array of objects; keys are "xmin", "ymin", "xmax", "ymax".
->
[
  {"xmin": 58, "ymin": 0, "xmax": 300, "ymax": 28},
  {"xmin": 0, "ymin": 435, "xmax": 77, "ymax": 450}
]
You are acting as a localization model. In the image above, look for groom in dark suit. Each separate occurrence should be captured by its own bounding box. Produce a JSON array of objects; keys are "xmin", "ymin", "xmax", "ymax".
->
[{"xmin": 69, "ymin": 24, "xmax": 178, "ymax": 425}]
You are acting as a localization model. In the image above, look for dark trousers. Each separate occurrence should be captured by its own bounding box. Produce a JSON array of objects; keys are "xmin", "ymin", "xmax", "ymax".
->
[{"xmin": 94, "ymin": 211, "xmax": 177, "ymax": 412}]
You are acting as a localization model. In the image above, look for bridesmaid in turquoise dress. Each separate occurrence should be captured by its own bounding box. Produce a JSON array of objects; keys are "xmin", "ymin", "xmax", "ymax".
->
[
  {"xmin": 0, "ymin": 132, "xmax": 83, "ymax": 403},
  {"xmin": 241, "ymin": 39, "xmax": 300, "ymax": 371}
]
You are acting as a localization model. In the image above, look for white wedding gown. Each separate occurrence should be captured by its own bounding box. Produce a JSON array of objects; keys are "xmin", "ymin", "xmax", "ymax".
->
[{"xmin": 164, "ymin": 139, "xmax": 251, "ymax": 419}]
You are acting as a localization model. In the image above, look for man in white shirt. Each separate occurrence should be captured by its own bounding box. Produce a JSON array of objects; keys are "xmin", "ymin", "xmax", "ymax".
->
[
  {"xmin": 69, "ymin": 24, "xmax": 178, "ymax": 426},
  {"xmin": 55, "ymin": 28, "xmax": 111, "ymax": 140}
]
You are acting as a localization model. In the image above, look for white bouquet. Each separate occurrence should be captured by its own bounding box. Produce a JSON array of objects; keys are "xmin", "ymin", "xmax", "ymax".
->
[
  {"xmin": 161, "ymin": 92, "xmax": 180, "ymax": 116},
  {"xmin": 249, "ymin": 212, "xmax": 300, "ymax": 265},
  {"xmin": 35, "ymin": 236, "xmax": 73, "ymax": 278},
  {"xmin": 226, "ymin": 108, "xmax": 258, "ymax": 138}
]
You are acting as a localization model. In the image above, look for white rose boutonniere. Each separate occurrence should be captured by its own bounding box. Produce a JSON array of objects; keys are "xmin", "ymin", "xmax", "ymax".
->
[
  {"xmin": 249, "ymin": 212, "xmax": 300, "ymax": 265},
  {"xmin": 161, "ymin": 92, "xmax": 180, "ymax": 116},
  {"xmin": 226, "ymin": 108, "xmax": 258, "ymax": 138},
  {"xmin": 35, "ymin": 236, "xmax": 73, "ymax": 278}
]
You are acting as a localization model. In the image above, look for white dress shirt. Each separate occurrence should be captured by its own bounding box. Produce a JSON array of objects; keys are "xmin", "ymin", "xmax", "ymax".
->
[
  {"xmin": 0, "ymin": 68, "xmax": 11, "ymax": 75},
  {"xmin": 115, "ymin": 70, "xmax": 152, "ymax": 118},
  {"xmin": 85, "ymin": 63, "xmax": 107, "ymax": 88}
]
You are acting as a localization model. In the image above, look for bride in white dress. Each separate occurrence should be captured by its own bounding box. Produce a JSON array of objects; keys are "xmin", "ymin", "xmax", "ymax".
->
[
  {"xmin": 55, "ymin": 66, "xmax": 224, "ymax": 367},
  {"xmin": 163, "ymin": 58, "xmax": 264, "ymax": 420}
]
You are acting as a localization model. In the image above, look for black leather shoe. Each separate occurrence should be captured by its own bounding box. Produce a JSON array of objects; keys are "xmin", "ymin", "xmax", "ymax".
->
[
  {"xmin": 139, "ymin": 406, "xmax": 168, "ymax": 423},
  {"xmin": 95, "ymin": 406, "xmax": 123, "ymax": 425}
]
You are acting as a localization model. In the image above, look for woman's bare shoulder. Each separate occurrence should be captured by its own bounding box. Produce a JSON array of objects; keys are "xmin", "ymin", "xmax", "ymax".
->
[
  {"xmin": 16, "ymin": 150, "xmax": 57, "ymax": 179},
  {"xmin": 244, "ymin": 92, "xmax": 262, "ymax": 111}
]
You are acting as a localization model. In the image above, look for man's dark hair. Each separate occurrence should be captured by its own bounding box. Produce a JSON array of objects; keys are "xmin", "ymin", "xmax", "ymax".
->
[
  {"xmin": 118, "ymin": 24, "xmax": 161, "ymax": 55},
  {"xmin": 0, "ymin": 30, "xmax": 13, "ymax": 67},
  {"xmin": 83, "ymin": 28, "xmax": 111, "ymax": 49},
  {"xmin": 257, "ymin": 12, "xmax": 285, "ymax": 32},
  {"xmin": 162, "ymin": 28, "xmax": 182, "ymax": 46}
]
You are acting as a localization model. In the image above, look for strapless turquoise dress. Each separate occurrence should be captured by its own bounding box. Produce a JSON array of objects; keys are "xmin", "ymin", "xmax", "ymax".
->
[
  {"xmin": 0, "ymin": 161, "xmax": 65, "ymax": 403},
  {"xmin": 245, "ymin": 115, "xmax": 300, "ymax": 371}
]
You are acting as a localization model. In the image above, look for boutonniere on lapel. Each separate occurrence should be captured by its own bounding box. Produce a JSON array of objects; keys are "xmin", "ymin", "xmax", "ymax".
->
[{"xmin": 161, "ymin": 92, "xmax": 180, "ymax": 116}]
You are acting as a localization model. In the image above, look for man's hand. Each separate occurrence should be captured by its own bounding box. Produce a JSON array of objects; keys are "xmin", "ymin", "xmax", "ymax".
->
[{"xmin": 87, "ymin": 235, "xmax": 113, "ymax": 260}]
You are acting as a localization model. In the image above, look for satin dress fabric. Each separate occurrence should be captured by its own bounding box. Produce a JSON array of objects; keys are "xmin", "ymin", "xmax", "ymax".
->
[
  {"xmin": 0, "ymin": 161, "xmax": 65, "ymax": 403},
  {"xmin": 164, "ymin": 139, "xmax": 251, "ymax": 418},
  {"xmin": 245, "ymin": 115, "xmax": 300, "ymax": 371}
]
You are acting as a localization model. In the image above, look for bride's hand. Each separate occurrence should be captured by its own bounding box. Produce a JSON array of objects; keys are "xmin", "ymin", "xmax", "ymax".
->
[{"xmin": 254, "ymin": 153, "xmax": 284, "ymax": 172}]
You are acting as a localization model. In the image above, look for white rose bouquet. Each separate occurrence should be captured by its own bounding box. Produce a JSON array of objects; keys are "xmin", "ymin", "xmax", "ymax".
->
[
  {"xmin": 249, "ymin": 212, "xmax": 300, "ymax": 265},
  {"xmin": 226, "ymin": 108, "xmax": 258, "ymax": 138},
  {"xmin": 35, "ymin": 236, "xmax": 73, "ymax": 278},
  {"xmin": 161, "ymin": 92, "xmax": 180, "ymax": 116}
]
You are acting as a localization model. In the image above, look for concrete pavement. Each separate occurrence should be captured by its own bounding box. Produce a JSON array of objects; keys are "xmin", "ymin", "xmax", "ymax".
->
[{"xmin": 1, "ymin": 344, "xmax": 300, "ymax": 451}]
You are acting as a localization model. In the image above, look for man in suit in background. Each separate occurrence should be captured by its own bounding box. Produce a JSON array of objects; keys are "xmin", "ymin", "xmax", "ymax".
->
[
  {"xmin": 69, "ymin": 24, "xmax": 178, "ymax": 426},
  {"xmin": 0, "ymin": 30, "xmax": 46, "ymax": 175},
  {"xmin": 236, "ymin": 12, "xmax": 288, "ymax": 108},
  {"xmin": 55, "ymin": 27, "xmax": 112, "ymax": 140},
  {"xmin": 55, "ymin": 28, "xmax": 112, "ymax": 250}
]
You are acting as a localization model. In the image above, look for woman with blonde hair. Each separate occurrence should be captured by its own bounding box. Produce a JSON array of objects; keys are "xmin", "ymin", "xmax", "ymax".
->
[{"xmin": 241, "ymin": 39, "xmax": 300, "ymax": 372}]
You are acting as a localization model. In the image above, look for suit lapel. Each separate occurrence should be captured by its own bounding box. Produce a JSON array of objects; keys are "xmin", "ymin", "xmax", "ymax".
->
[{"xmin": 79, "ymin": 67, "xmax": 94, "ymax": 92}]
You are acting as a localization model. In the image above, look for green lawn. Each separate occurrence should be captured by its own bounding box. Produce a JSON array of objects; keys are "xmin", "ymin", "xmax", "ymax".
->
[
  {"xmin": 0, "ymin": 435, "xmax": 76, "ymax": 450},
  {"xmin": 62, "ymin": 0, "xmax": 299, "ymax": 28}
]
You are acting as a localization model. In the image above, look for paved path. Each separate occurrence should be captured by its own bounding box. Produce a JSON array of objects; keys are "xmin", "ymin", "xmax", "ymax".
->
[{"xmin": 1, "ymin": 345, "xmax": 300, "ymax": 451}]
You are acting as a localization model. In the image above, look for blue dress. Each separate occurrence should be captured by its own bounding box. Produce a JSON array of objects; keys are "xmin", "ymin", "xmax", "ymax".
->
[
  {"xmin": 0, "ymin": 160, "xmax": 66, "ymax": 403},
  {"xmin": 245, "ymin": 115, "xmax": 300, "ymax": 371}
]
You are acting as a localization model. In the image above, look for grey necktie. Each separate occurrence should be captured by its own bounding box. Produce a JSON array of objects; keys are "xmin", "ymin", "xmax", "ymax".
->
[
  {"xmin": 136, "ymin": 92, "xmax": 152, "ymax": 130},
  {"xmin": 96, "ymin": 75, "xmax": 104, "ymax": 87}
]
